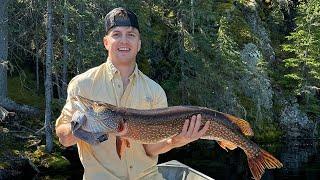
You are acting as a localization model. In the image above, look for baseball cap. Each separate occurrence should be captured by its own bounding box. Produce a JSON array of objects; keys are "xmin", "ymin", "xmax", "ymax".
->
[{"xmin": 104, "ymin": 7, "xmax": 140, "ymax": 33}]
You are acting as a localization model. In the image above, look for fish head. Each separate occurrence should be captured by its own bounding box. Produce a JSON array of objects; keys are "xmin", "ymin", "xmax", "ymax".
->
[{"xmin": 72, "ymin": 95, "xmax": 124, "ymax": 133}]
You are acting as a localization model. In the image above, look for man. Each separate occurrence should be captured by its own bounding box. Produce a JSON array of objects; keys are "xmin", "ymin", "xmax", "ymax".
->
[{"xmin": 55, "ymin": 7, "xmax": 210, "ymax": 180}]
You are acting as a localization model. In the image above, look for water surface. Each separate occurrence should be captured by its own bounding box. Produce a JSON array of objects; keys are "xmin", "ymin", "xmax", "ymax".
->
[{"xmin": 159, "ymin": 139, "xmax": 320, "ymax": 180}]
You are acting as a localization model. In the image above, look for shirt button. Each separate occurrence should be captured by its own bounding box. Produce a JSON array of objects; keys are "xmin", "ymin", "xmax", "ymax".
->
[{"xmin": 129, "ymin": 165, "xmax": 133, "ymax": 169}]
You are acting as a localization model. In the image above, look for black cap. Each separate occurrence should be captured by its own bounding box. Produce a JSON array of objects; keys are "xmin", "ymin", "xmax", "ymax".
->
[{"xmin": 105, "ymin": 7, "xmax": 140, "ymax": 34}]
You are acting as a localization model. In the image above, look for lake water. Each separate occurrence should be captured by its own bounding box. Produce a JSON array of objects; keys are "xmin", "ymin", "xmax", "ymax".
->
[
  {"xmin": 35, "ymin": 139, "xmax": 320, "ymax": 180},
  {"xmin": 159, "ymin": 139, "xmax": 320, "ymax": 180}
]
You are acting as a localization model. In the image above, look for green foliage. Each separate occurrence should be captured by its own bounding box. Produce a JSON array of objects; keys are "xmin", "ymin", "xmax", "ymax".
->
[
  {"xmin": 254, "ymin": 121, "xmax": 283, "ymax": 142},
  {"xmin": 280, "ymin": 0, "xmax": 320, "ymax": 117},
  {"xmin": 26, "ymin": 145, "xmax": 70, "ymax": 170},
  {"xmin": 281, "ymin": 0, "xmax": 320, "ymax": 91},
  {"xmin": 8, "ymin": 75, "xmax": 45, "ymax": 109},
  {"xmin": 5, "ymin": 0, "xmax": 320, "ymax": 155}
]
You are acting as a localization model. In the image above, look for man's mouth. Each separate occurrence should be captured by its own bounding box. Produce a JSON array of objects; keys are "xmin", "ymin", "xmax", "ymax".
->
[{"xmin": 118, "ymin": 47, "xmax": 130, "ymax": 51}]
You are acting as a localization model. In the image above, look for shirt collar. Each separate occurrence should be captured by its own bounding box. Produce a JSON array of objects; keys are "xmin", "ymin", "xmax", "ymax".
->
[{"xmin": 105, "ymin": 58, "xmax": 139, "ymax": 81}]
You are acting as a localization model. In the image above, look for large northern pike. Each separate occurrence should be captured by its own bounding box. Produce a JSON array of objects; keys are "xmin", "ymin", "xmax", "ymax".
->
[{"xmin": 71, "ymin": 95, "xmax": 283, "ymax": 180}]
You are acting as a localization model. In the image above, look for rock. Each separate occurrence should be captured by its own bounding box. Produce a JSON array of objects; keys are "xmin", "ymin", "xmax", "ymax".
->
[
  {"xmin": 240, "ymin": 43, "xmax": 273, "ymax": 118},
  {"xmin": 280, "ymin": 101, "xmax": 314, "ymax": 138},
  {"xmin": 235, "ymin": 0, "xmax": 276, "ymax": 61}
]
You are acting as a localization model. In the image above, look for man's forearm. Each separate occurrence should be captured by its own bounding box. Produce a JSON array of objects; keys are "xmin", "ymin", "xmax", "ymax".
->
[
  {"xmin": 143, "ymin": 141, "xmax": 174, "ymax": 157},
  {"xmin": 56, "ymin": 123, "xmax": 78, "ymax": 147},
  {"xmin": 143, "ymin": 116, "xmax": 210, "ymax": 157}
]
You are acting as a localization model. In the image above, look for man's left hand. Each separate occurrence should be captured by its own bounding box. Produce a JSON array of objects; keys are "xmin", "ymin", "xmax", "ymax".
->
[{"xmin": 167, "ymin": 114, "xmax": 210, "ymax": 148}]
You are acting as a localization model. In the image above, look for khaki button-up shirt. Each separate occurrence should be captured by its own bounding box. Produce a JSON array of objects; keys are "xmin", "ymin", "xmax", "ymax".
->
[{"xmin": 55, "ymin": 59, "xmax": 168, "ymax": 180}]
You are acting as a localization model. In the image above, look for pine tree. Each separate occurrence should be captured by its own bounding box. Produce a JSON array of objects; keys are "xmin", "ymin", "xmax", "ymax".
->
[
  {"xmin": 282, "ymin": 0, "xmax": 320, "ymax": 93},
  {"xmin": 282, "ymin": 0, "xmax": 320, "ymax": 116}
]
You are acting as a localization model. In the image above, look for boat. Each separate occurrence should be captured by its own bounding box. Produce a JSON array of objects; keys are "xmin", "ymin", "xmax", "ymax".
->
[{"xmin": 157, "ymin": 160, "xmax": 214, "ymax": 180}]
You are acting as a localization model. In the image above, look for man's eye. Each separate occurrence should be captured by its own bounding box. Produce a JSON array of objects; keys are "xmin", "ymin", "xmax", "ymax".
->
[
  {"xmin": 128, "ymin": 33, "xmax": 135, "ymax": 37},
  {"xmin": 112, "ymin": 33, "xmax": 119, "ymax": 37}
]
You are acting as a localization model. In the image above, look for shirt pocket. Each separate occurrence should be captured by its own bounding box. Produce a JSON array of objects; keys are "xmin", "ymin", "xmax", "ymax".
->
[{"xmin": 137, "ymin": 95, "xmax": 153, "ymax": 110}]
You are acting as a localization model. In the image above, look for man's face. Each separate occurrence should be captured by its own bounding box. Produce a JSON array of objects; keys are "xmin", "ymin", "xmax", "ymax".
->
[{"xmin": 103, "ymin": 26, "xmax": 141, "ymax": 65}]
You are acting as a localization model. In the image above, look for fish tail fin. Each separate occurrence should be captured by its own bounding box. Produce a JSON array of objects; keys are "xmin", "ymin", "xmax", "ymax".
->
[{"xmin": 247, "ymin": 149, "xmax": 283, "ymax": 180}]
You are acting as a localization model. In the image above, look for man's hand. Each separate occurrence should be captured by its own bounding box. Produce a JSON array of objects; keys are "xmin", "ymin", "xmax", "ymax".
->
[
  {"xmin": 167, "ymin": 114, "xmax": 210, "ymax": 148},
  {"xmin": 56, "ymin": 123, "xmax": 79, "ymax": 147},
  {"xmin": 143, "ymin": 114, "xmax": 210, "ymax": 157}
]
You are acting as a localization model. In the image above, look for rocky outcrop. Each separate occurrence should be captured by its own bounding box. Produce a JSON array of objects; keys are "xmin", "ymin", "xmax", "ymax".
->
[
  {"xmin": 235, "ymin": 0, "xmax": 275, "ymax": 61},
  {"xmin": 280, "ymin": 100, "xmax": 315, "ymax": 138},
  {"xmin": 240, "ymin": 43, "xmax": 273, "ymax": 111}
]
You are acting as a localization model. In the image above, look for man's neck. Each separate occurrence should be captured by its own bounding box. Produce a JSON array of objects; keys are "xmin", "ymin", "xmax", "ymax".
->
[
  {"xmin": 108, "ymin": 58, "xmax": 136, "ymax": 88},
  {"xmin": 119, "ymin": 65, "xmax": 135, "ymax": 78}
]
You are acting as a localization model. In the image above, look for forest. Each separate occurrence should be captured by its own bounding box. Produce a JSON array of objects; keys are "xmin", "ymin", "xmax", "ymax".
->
[{"xmin": 0, "ymin": 0, "xmax": 319, "ymax": 179}]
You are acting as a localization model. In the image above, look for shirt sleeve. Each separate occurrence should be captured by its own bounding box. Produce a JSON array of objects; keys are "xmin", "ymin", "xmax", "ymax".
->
[{"xmin": 152, "ymin": 86, "xmax": 168, "ymax": 109}]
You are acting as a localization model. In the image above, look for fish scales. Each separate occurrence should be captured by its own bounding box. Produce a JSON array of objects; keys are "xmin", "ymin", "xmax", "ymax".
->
[{"xmin": 71, "ymin": 95, "xmax": 283, "ymax": 180}]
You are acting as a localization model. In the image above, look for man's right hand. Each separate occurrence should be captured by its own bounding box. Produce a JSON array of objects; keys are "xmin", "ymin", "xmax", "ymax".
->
[{"xmin": 56, "ymin": 123, "xmax": 79, "ymax": 147}]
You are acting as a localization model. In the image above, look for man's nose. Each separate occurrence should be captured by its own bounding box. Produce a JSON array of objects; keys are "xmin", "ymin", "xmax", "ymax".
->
[{"xmin": 119, "ymin": 35, "xmax": 128, "ymax": 43}]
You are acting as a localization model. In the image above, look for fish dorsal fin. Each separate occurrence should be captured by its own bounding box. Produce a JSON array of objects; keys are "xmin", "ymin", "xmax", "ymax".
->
[
  {"xmin": 93, "ymin": 101, "xmax": 117, "ymax": 110},
  {"xmin": 224, "ymin": 114, "xmax": 254, "ymax": 136}
]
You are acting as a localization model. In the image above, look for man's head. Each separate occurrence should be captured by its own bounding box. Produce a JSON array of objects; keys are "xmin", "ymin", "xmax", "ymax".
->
[
  {"xmin": 103, "ymin": 7, "xmax": 141, "ymax": 66},
  {"xmin": 105, "ymin": 7, "xmax": 140, "ymax": 34}
]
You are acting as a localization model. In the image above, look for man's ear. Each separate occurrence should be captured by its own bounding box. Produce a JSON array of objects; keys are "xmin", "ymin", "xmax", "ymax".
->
[
  {"xmin": 103, "ymin": 36, "xmax": 109, "ymax": 50},
  {"xmin": 138, "ymin": 39, "xmax": 141, "ymax": 52}
]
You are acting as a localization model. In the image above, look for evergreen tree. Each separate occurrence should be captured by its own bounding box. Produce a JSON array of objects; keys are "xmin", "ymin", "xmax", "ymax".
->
[
  {"xmin": 282, "ymin": 0, "xmax": 320, "ymax": 92},
  {"xmin": 282, "ymin": 0, "xmax": 320, "ymax": 116}
]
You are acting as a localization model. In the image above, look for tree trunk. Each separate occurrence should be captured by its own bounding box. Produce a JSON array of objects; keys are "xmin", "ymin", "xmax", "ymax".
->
[
  {"xmin": 62, "ymin": 0, "xmax": 69, "ymax": 99},
  {"xmin": 0, "ymin": 0, "xmax": 8, "ymax": 99},
  {"xmin": 33, "ymin": 0, "xmax": 40, "ymax": 94},
  {"xmin": 191, "ymin": 0, "xmax": 194, "ymax": 35},
  {"xmin": 45, "ymin": 0, "xmax": 54, "ymax": 153},
  {"xmin": 177, "ymin": 0, "xmax": 189, "ymax": 104},
  {"xmin": 55, "ymin": 71, "xmax": 61, "ymax": 99},
  {"xmin": 76, "ymin": 0, "xmax": 84, "ymax": 74},
  {"xmin": 35, "ymin": 26, "xmax": 40, "ymax": 94}
]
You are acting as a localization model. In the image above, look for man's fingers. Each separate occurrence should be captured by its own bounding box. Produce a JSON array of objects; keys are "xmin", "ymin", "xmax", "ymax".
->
[
  {"xmin": 191, "ymin": 114, "xmax": 202, "ymax": 137},
  {"xmin": 186, "ymin": 115, "xmax": 196, "ymax": 137},
  {"xmin": 180, "ymin": 119, "xmax": 189, "ymax": 136},
  {"xmin": 198, "ymin": 121, "xmax": 210, "ymax": 137}
]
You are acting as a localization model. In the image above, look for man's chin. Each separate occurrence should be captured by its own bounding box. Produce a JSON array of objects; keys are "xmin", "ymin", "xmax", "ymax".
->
[{"xmin": 116, "ymin": 57, "xmax": 135, "ymax": 64}]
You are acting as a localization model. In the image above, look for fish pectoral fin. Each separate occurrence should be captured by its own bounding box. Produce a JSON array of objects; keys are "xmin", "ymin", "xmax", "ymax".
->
[
  {"xmin": 116, "ymin": 137, "xmax": 130, "ymax": 159},
  {"xmin": 126, "ymin": 139, "xmax": 131, "ymax": 148},
  {"xmin": 217, "ymin": 141, "xmax": 228, "ymax": 152},
  {"xmin": 217, "ymin": 140, "xmax": 237, "ymax": 151}
]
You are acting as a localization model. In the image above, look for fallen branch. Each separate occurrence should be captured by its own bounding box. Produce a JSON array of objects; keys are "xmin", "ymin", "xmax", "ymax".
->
[
  {"xmin": 35, "ymin": 126, "xmax": 45, "ymax": 135},
  {"xmin": 27, "ymin": 139, "xmax": 42, "ymax": 148},
  {"xmin": 18, "ymin": 125, "xmax": 36, "ymax": 133},
  {"xmin": 12, "ymin": 134, "xmax": 37, "ymax": 140},
  {"xmin": 0, "ymin": 98, "xmax": 40, "ymax": 116},
  {"xmin": 0, "ymin": 105, "xmax": 15, "ymax": 121}
]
